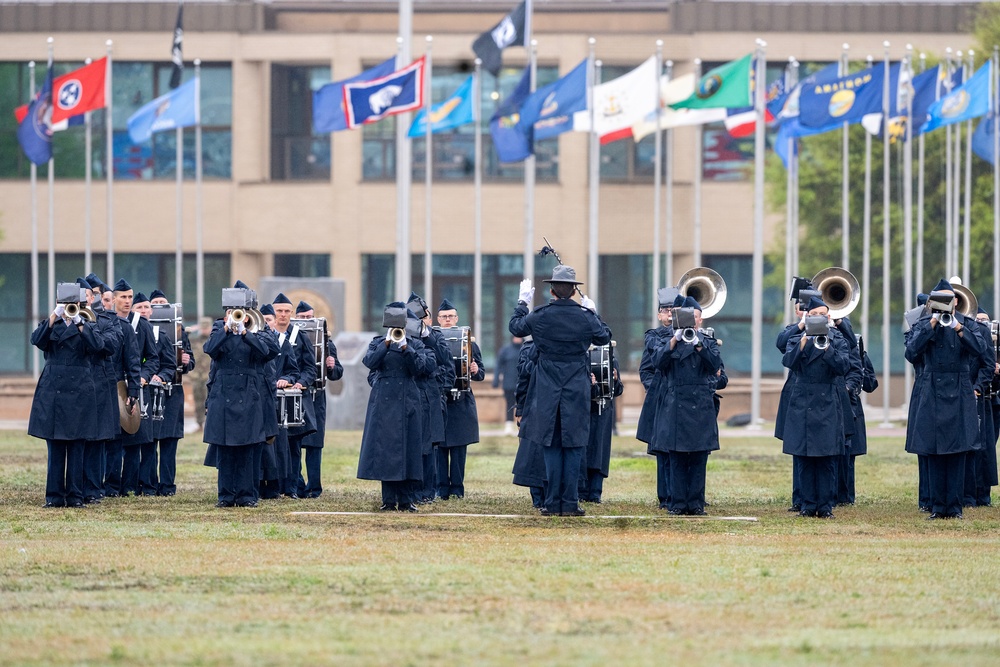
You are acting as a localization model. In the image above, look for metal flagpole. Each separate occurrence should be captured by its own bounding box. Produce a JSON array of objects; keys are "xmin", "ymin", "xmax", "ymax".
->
[
  {"xmin": 665, "ymin": 60, "xmax": 674, "ymax": 285},
  {"xmin": 784, "ymin": 58, "xmax": 796, "ymax": 327},
  {"xmin": 962, "ymin": 50, "xmax": 974, "ymax": 284},
  {"xmin": 29, "ymin": 60, "xmax": 39, "ymax": 378},
  {"xmin": 46, "ymin": 37, "xmax": 55, "ymax": 308},
  {"xmin": 652, "ymin": 41, "xmax": 663, "ymax": 328},
  {"xmin": 791, "ymin": 60, "xmax": 800, "ymax": 281},
  {"xmin": 750, "ymin": 39, "xmax": 766, "ymax": 430},
  {"xmin": 881, "ymin": 41, "xmax": 893, "ymax": 427},
  {"xmin": 953, "ymin": 52, "xmax": 964, "ymax": 277},
  {"xmin": 587, "ymin": 39, "xmax": 600, "ymax": 298},
  {"xmin": 903, "ymin": 46, "xmax": 914, "ymax": 406},
  {"xmin": 195, "ymin": 59, "xmax": 204, "ymax": 321},
  {"xmin": 692, "ymin": 58, "xmax": 703, "ymax": 267},
  {"xmin": 862, "ymin": 55, "xmax": 873, "ymax": 364},
  {"xmin": 106, "ymin": 40, "xmax": 115, "ymax": 282},
  {"xmin": 84, "ymin": 57, "xmax": 93, "ymax": 275},
  {"xmin": 394, "ymin": 1, "xmax": 413, "ymax": 299},
  {"xmin": 423, "ymin": 35, "xmax": 433, "ymax": 302},
  {"xmin": 524, "ymin": 40, "xmax": 538, "ymax": 288},
  {"xmin": 175, "ymin": 125, "xmax": 183, "ymax": 303},
  {"xmin": 474, "ymin": 58, "xmax": 483, "ymax": 343},
  {"xmin": 841, "ymin": 43, "xmax": 851, "ymax": 269},
  {"xmin": 916, "ymin": 53, "xmax": 926, "ymax": 300},
  {"xmin": 994, "ymin": 47, "xmax": 999, "ymax": 319},
  {"xmin": 945, "ymin": 50, "xmax": 953, "ymax": 276}
]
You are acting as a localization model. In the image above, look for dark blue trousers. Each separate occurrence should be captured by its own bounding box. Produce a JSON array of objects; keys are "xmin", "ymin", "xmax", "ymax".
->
[
  {"xmin": 791, "ymin": 455, "xmax": 804, "ymax": 507},
  {"xmin": 46, "ymin": 439, "xmax": 85, "ymax": 506},
  {"xmin": 122, "ymin": 444, "xmax": 142, "ymax": 496},
  {"xmin": 104, "ymin": 438, "xmax": 123, "ymax": 496},
  {"xmin": 963, "ymin": 451, "xmax": 978, "ymax": 507},
  {"xmin": 974, "ymin": 448, "xmax": 994, "ymax": 506},
  {"xmin": 529, "ymin": 486, "xmax": 545, "ymax": 508},
  {"xmin": 217, "ymin": 444, "xmax": 256, "ymax": 506},
  {"xmin": 251, "ymin": 441, "xmax": 264, "ymax": 501},
  {"xmin": 928, "ymin": 452, "xmax": 966, "ymax": 517},
  {"xmin": 420, "ymin": 447, "xmax": 437, "ymax": 502},
  {"xmin": 655, "ymin": 452, "xmax": 670, "ymax": 508},
  {"xmin": 139, "ymin": 442, "xmax": 158, "ymax": 495},
  {"xmin": 578, "ymin": 468, "xmax": 604, "ymax": 502},
  {"xmin": 156, "ymin": 439, "xmax": 178, "ymax": 496},
  {"xmin": 82, "ymin": 440, "xmax": 106, "ymax": 501},
  {"xmin": 436, "ymin": 445, "xmax": 467, "ymax": 498},
  {"xmin": 668, "ymin": 450, "xmax": 709, "ymax": 514},
  {"xmin": 918, "ymin": 455, "xmax": 930, "ymax": 509},
  {"xmin": 298, "ymin": 447, "xmax": 323, "ymax": 497},
  {"xmin": 542, "ymin": 445, "xmax": 584, "ymax": 515},
  {"xmin": 836, "ymin": 452, "xmax": 856, "ymax": 505},
  {"xmin": 798, "ymin": 455, "xmax": 836, "ymax": 516},
  {"xmin": 285, "ymin": 436, "xmax": 303, "ymax": 496},
  {"xmin": 381, "ymin": 480, "xmax": 413, "ymax": 507}
]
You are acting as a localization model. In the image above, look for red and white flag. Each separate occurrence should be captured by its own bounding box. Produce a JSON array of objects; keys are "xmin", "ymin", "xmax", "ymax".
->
[
  {"xmin": 14, "ymin": 57, "xmax": 107, "ymax": 130},
  {"xmin": 573, "ymin": 56, "xmax": 659, "ymax": 144}
]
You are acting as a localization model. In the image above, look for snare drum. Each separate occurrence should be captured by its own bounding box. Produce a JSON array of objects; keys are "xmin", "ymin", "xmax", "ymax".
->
[
  {"xmin": 149, "ymin": 381, "xmax": 167, "ymax": 422},
  {"xmin": 276, "ymin": 388, "xmax": 305, "ymax": 429}
]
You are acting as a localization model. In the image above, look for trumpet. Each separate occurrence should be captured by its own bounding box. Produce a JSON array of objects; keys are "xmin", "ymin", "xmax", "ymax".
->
[
  {"xmin": 814, "ymin": 334, "xmax": 830, "ymax": 350},
  {"xmin": 64, "ymin": 302, "xmax": 97, "ymax": 322},
  {"xmin": 228, "ymin": 308, "xmax": 264, "ymax": 333},
  {"xmin": 386, "ymin": 327, "xmax": 406, "ymax": 344}
]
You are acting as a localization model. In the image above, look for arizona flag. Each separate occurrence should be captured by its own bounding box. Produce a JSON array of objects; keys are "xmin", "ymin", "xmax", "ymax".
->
[
  {"xmin": 573, "ymin": 56, "xmax": 659, "ymax": 144},
  {"xmin": 15, "ymin": 58, "xmax": 107, "ymax": 129},
  {"xmin": 343, "ymin": 57, "xmax": 426, "ymax": 129}
]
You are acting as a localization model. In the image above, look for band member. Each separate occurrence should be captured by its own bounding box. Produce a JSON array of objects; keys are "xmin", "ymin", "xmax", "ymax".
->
[
  {"xmin": 436, "ymin": 298, "xmax": 485, "ymax": 500},
  {"xmin": 651, "ymin": 296, "xmax": 722, "ymax": 515},
  {"xmin": 203, "ymin": 281, "xmax": 280, "ymax": 507},
  {"xmin": 148, "ymin": 289, "xmax": 195, "ymax": 496},
  {"xmin": 970, "ymin": 308, "xmax": 997, "ymax": 507},
  {"xmin": 509, "ymin": 265, "xmax": 612, "ymax": 517},
  {"xmin": 28, "ymin": 283, "xmax": 107, "ymax": 507},
  {"xmin": 781, "ymin": 296, "xmax": 851, "ymax": 519},
  {"xmin": 832, "ymin": 316, "xmax": 863, "ymax": 506},
  {"xmin": 637, "ymin": 288, "xmax": 675, "ymax": 509},
  {"xmin": 103, "ymin": 278, "xmax": 142, "ymax": 497},
  {"xmin": 294, "ymin": 300, "xmax": 343, "ymax": 498},
  {"xmin": 512, "ymin": 338, "xmax": 546, "ymax": 508},
  {"xmin": 904, "ymin": 293, "xmax": 931, "ymax": 511},
  {"xmin": 775, "ymin": 296, "xmax": 808, "ymax": 512},
  {"xmin": 579, "ymin": 350, "xmax": 623, "ymax": 504},
  {"xmin": 493, "ymin": 336, "xmax": 524, "ymax": 436},
  {"xmin": 257, "ymin": 303, "xmax": 288, "ymax": 500},
  {"xmin": 126, "ymin": 292, "xmax": 164, "ymax": 496},
  {"xmin": 271, "ymin": 293, "xmax": 317, "ymax": 499},
  {"xmin": 358, "ymin": 302, "xmax": 436, "ymax": 511}
]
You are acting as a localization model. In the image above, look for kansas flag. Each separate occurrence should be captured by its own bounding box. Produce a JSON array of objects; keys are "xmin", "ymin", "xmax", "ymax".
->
[
  {"xmin": 343, "ymin": 57, "xmax": 425, "ymax": 129},
  {"xmin": 520, "ymin": 58, "xmax": 588, "ymax": 142},
  {"xmin": 921, "ymin": 61, "xmax": 992, "ymax": 134},
  {"xmin": 489, "ymin": 66, "xmax": 533, "ymax": 163},
  {"xmin": 127, "ymin": 77, "xmax": 198, "ymax": 143},
  {"xmin": 408, "ymin": 75, "xmax": 475, "ymax": 138}
]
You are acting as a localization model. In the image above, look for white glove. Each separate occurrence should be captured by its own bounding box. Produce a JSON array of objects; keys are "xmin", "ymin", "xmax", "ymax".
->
[
  {"xmin": 798, "ymin": 313, "xmax": 806, "ymax": 329},
  {"xmin": 72, "ymin": 314, "xmax": 82, "ymax": 325},
  {"xmin": 518, "ymin": 279, "xmax": 534, "ymax": 304},
  {"xmin": 53, "ymin": 305, "xmax": 65, "ymax": 318},
  {"xmin": 421, "ymin": 323, "xmax": 430, "ymax": 338},
  {"xmin": 236, "ymin": 321, "xmax": 246, "ymax": 334},
  {"xmin": 949, "ymin": 316, "xmax": 960, "ymax": 329},
  {"xmin": 673, "ymin": 329, "xmax": 684, "ymax": 342},
  {"xmin": 581, "ymin": 296, "xmax": 596, "ymax": 313}
]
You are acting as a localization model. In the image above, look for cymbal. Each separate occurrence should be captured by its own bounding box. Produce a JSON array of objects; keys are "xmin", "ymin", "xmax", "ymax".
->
[{"xmin": 117, "ymin": 381, "xmax": 141, "ymax": 434}]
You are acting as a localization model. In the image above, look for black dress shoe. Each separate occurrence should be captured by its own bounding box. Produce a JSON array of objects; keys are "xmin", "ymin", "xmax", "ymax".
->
[
  {"xmin": 83, "ymin": 496, "xmax": 101, "ymax": 505},
  {"xmin": 235, "ymin": 500, "xmax": 258, "ymax": 508},
  {"xmin": 399, "ymin": 503, "xmax": 419, "ymax": 512},
  {"xmin": 799, "ymin": 510, "xmax": 816, "ymax": 517},
  {"xmin": 816, "ymin": 511, "xmax": 835, "ymax": 519},
  {"xmin": 687, "ymin": 508, "xmax": 707, "ymax": 516},
  {"xmin": 284, "ymin": 493, "xmax": 300, "ymax": 500},
  {"xmin": 667, "ymin": 509, "xmax": 684, "ymax": 516},
  {"xmin": 539, "ymin": 508, "xmax": 555, "ymax": 516},
  {"xmin": 305, "ymin": 492, "xmax": 320, "ymax": 499},
  {"xmin": 926, "ymin": 512, "xmax": 943, "ymax": 520},
  {"xmin": 43, "ymin": 501, "xmax": 65, "ymax": 508},
  {"xmin": 949, "ymin": 512, "xmax": 964, "ymax": 520},
  {"xmin": 105, "ymin": 491, "xmax": 120, "ymax": 498},
  {"xmin": 66, "ymin": 500, "xmax": 84, "ymax": 508},
  {"xmin": 216, "ymin": 500, "xmax": 235, "ymax": 508},
  {"xmin": 565, "ymin": 507, "xmax": 586, "ymax": 517},
  {"xmin": 378, "ymin": 503, "xmax": 397, "ymax": 512},
  {"xmin": 919, "ymin": 506, "xmax": 931, "ymax": 513},
  {"xmin": 787, "ymin": 505, "xmax": 802, "ymax": 512}
]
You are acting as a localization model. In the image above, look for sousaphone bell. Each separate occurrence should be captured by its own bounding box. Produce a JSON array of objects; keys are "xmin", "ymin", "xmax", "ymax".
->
[
  {"xmin": 812, "ymin": 267, "xmax": 860, "ymax": 319},
  {"xmin": 677, "ymin": 267, "xmax": 727, "ymax": 319}
]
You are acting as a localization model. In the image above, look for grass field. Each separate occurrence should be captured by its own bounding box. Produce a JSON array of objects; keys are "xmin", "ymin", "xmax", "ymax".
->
[{"xmin": 2, "ymin": 428, "xmax": 1000, "ymax": 666}]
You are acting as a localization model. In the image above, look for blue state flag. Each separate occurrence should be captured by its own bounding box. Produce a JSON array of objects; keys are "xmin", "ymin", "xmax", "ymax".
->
[
  {"xmin": 521, "ymin": 59, "xmax": 587, "ymax": 141},
  {"xmin": 921, "ymin": 61, "xmax": 993, "ymax": 134},
  {"xmin": 343, "ymin": 57, "xmax": 425, "ymax": 129},
  {"xmin": 773, "ymin": 117, "xmax": 841, "ymax": 167},
  {"xmin": 489, "ymin": 66, "xmax": 532, "ymax": 163},
  {"xmin": 408, "ymin": 75, "xmax": 475, "ymax": 138},
  {"xmin": 16, "ymin": 65, "xmax": 54, "ymax": 165},
  {"xmin": 909, "ymin": 65, "xmax": 944, "ymax": 137},
  {"xmin": 312, "ymin": 57, "xmax": 396, "ymax": 134},
  {"xmin": 127, "ymin": 78, "xmax": 198, "ymax": 143},
  {"xmin": 799, "ymin": 63, "xmax": 900, "ymax": 128},
  {"xmin": 972, "ymin": 115, "xmax": 997, "ymax": 163}
]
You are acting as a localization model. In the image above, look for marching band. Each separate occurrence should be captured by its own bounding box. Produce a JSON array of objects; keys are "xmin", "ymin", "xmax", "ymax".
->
[{"xmin": 23, "ymin": 259, "xmax": 1000, "ymax": 518}]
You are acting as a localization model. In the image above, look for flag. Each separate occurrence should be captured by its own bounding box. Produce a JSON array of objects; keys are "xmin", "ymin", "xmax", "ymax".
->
[
  {"xmin": 15, "ymin": 58, "xmax": 107, "ymax": 128},
  {"xmin": 921, "ymin": 60, "xmax": 993, "ymax": 134},
  {"xmin": 408, "ymin": 75, "xmax": 475, "ymax": 138},
  {"xmin": 773, "ymin": 117, "xmax": 841, "ymax": 167},
  {"xmin": 312, "ymin": 58, "xmax": 396, "ymax": 134},
  {"xmin": 571, "ymin": 56, "xmax": 659, "ymax": 144},
  {"xmin": 631, "ymin": 73, "xmax": 727, "ymax": 142},
  {"xmin": 472, "ymin": 1, "xmax": 526, "ymax": 77},
  {"xmin": 342, "ymin": 57, "xmax": 425, "ymax": 129},
  {"xmin": 489, "ymin": 66, "xmax": 532, "ymax": 163},
  {"xmin": 724, "ymin": 62, "xmax": 783, "ymax": 137},
  {"xmin": 909, "ymin": 65, "xmax": 944, "ymax": 137},
  {"xmin": 972, "ymin": 115, "xmax": 996, "ymax": 162},
  {"xmin": 670, "ymin": 54, "xmax": 753, "ymax": 110},
  {"xmin": 169, "ymin": 2, "xmax": 184, "ymax": 89},
  {"xmin": 519, "ymin": 58, "xmax": 588, "ymax": 142},
  {"xmin": 772, "ymin": 63, "xmax": 840, "ymax": 123},
  {"xmin": 799, "ymin": 63, "xmax": 899, "ymax": 128},
  {"xmin": 127, "ymin": 77, "xmax": 198, "ymax": 143},
  {"xmin": 16, "ymin": 64, "xmax": 54, "ymax": 165}
]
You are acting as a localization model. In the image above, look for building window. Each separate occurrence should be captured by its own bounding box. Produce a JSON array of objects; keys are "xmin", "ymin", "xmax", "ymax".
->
[
  {"xmin": 364, "ymin": 65, "xmax": 560, "ymax": 183},
  {"xmin": 271, "ymin": 64, "xmax": 331, "ymax": 181},
  {"xmin": 274, "ymin": 253, "xmax": 331, "ymax": 278}
]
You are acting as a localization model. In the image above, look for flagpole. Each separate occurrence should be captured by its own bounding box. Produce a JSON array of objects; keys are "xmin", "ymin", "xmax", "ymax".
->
[
  {"xmin": 791, "ymin": 60, "xmax": 800, "ymax": 282},
  {"xmin": 46, "ymin": 37, "xmax": 55, "ymax": 309},
  {"xmin": 106, "ymin": 40, "xmax": 115, "ymax": 283},
  {"xmin": 784, "ymin": 58, "xmax": 796, "ymax": 327},
  {"xmin": 665, "ymin": 60, "xmax": 675, "ymax": 285},
  {"xmin": 953, "ymin": 52, "xmax": 964, "ymax": 277},
  {"xmin": 994, "ymin": 46, "xmax": 999, "ymax": 319},
  {"xmin": 944, "ymin": 50, "xmax": 953, "ymax": 276},
  {"xmin": 523, "ymin": 40, "xmax": 537, "ymax": 288},
  {"xmin": 175, "ymin": 124, "xmax": 183, "ymax": 303},
  {"xmin": 862, "ymin": 55, "xmax": 873, "ymax": 380},
  {"xmin": 916, "ymin": 52, "xmax": 926, "ymax": 301},
  {"xmin": 841, "ymin": 43, "xmax": 851, "ymax": 269},
  {"xmin": 962, "ymin": 50, "xmax": 974, "ymax": 284},
  {"xmin": 195, "ymin": 59, "xmax": 204, "ymax": 321},
  {"xmin": 474, "ymin": 58, "xmax": 484, "ymax": 343},
  {"xmin": 395, "ymin": 3, "xmax": 413, "ymax": 299},
  {"xmin": 750, "ymin": 39, "xmax": 766, "ymax": 429},
  {"xmin": 84, "ymin": 57, "xmax": 93, "ymax": 276},
  {"xmin": 652, "ymin": 40, "xmax": 663, "ymax": 327},
  {"xmin": 903, "ymin": 45, "xmax": 914, "ymax": 405},
  {"xmin": 29, "ymin": 60, "xmax": 39, "ymax": 379},
  {"xmin": 881, "ymin": 41, "xmax": 892, "ymax": 427},
  {"xmin": 692, "ymin": 58, "xmax": 703, "ymax": 267},
  {"xmin": 423, "ymin": 35, "xmax": 433, "ymax": 303},
  {"xmin": 586, "ymin": 37, "xmax": 599, "ymax": 298}
]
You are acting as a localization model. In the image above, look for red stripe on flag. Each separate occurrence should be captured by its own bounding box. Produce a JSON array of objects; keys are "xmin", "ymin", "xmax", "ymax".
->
[
  {"xmin": 50, "ymin": 57, "xmax": 107, "ymax": 125},
  {"xmin": 600, "ymin": 127, "xmax": 634, "ymax": 145}
]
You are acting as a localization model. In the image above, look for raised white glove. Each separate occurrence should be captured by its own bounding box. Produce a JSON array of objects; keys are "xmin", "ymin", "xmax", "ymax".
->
[
  {"xmin": 53, "ymin": 305, "xmax": 66, "ymax": 318},
  {"xmin": 72, "ymin": 314, "xmax": 82, "ymax": 325},
  {"xmin": 949, "ymin": 316, "xmax": 960, "ymax": 329},
  {"xmin": 236, "ymin": 321, "xmax": 246, "ymax": 334},
  {"xmin": 581, "ymin": 296, "xmax": 596, "ymax": 313},
  {"xmin": 673, "ymin": 329, "xmax": 684, "ymax": 342},
  {"xmin": 518, "ymin": 279, "xmax": 534, "ymax": 304}
]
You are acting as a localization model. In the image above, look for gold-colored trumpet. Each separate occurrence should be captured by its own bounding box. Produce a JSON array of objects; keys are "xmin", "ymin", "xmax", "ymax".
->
[
  {"xmin": 678, "ymin": 267, "xmax": 727, "ymax": 319},
  {"xmin": 812, "ymin": 267, "xmax": 860, "ymax": 319}
]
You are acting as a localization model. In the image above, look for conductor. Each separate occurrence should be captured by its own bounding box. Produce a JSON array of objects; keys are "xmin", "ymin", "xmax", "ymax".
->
[{"xmin": 508, "ymin": 265, "xmax": 611, "ymax": 516}]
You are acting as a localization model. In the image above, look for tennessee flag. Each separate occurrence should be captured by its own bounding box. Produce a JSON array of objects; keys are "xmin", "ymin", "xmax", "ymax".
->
[{"xmin": 14, "ymin": 57, "xmax": 107, "ymax": 129}]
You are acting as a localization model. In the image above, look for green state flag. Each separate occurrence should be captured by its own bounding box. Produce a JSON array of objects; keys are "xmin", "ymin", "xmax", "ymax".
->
[{"xmin": 670, "ymin": 54, "xmax": 753, "ymax": 110}]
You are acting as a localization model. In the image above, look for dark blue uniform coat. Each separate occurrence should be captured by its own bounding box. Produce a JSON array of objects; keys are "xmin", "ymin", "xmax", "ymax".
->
[
  {"xmin": 585, "ymin": 356, "xmax": 624, "ymax": 477},
  {"xmin": 780, "ymin": 331, "xmax": 851, "ymax": 457},
  {"xmin": 301, "ymin": 339, "xmax": 345, "ymax": 449},
  {"xmin": 90, "ymin": 307, "xmax": 123, "ymax": 441},
  {"xmin": 512, "ymin": 342, "xmax": 546, "ymax": 489},
  {"xmin": 636, "ymin": 326, "xmax": 673, "ymax": 449},
  {"xmin": 275, "ymin": 324, "xmax": 317, "ymax": 439},
  {"xmin": 651, "ymin": 333, "xmax": 723, "ymax": 453}
]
